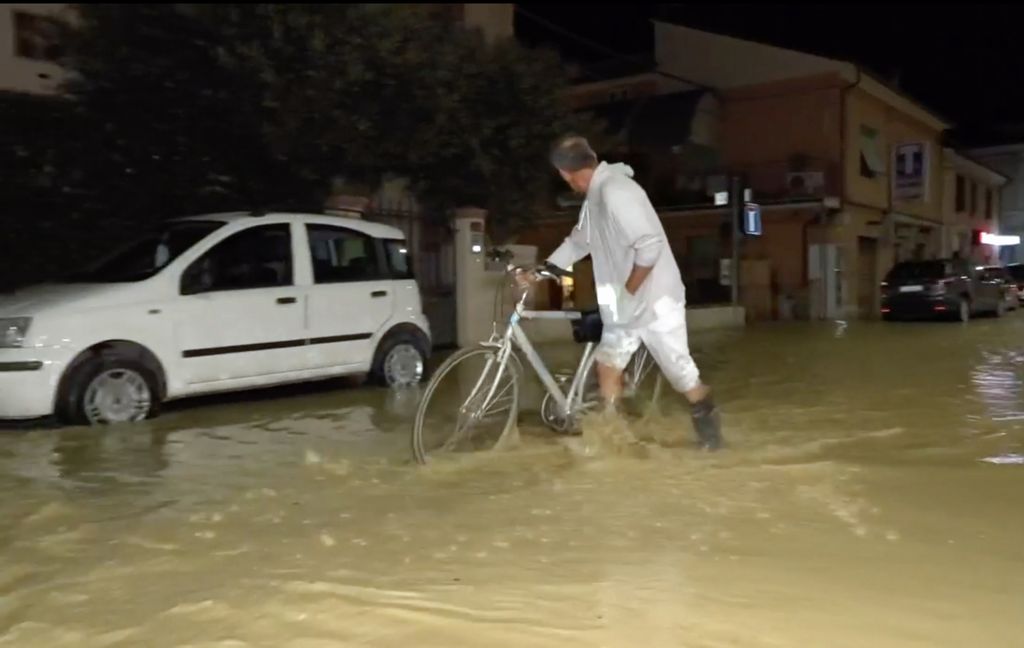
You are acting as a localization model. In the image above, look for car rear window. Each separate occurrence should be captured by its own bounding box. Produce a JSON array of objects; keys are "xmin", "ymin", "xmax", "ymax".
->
[{"xmin": 885, "ymin": 261, "xmax": 950, "ymax": 283}]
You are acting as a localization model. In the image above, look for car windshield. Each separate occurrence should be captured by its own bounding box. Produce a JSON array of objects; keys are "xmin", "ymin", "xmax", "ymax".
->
[
  {"xmin": 66, "ymin": 220, "xmax": 226, "ymax": 283},
  {"xmin": 885, "ymin": 261, "xmax": 951, "ymax": 283}
]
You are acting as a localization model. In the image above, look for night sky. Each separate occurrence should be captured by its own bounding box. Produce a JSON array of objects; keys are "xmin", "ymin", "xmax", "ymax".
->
[{"xmin": 516, "ymin": 4, "xmax": 1024, "ymax": 139}]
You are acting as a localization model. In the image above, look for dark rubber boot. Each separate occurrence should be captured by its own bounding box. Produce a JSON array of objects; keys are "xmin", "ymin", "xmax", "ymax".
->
[{"xmin": 690, "ymin": 396, "xmax": 723, "ymax": 451}]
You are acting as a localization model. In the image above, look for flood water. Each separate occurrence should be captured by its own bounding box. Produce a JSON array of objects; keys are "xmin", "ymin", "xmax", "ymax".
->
[{"xmin": 2, "ymin": 319, "xmax": 1023, "ymax": 647}]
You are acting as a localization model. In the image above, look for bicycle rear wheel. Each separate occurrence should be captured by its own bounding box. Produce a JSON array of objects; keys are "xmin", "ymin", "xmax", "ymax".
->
[
  {"xmin": 547, "ymin": 344, "xmax": 663, "ymax": 434},
  {"xmin": 411, "ymin": 345, "xmax": 521, "ymax": 464}
]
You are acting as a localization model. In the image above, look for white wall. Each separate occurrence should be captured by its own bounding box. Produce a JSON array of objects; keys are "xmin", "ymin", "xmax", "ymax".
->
[
  {"xmin": 461, "ymin": 4, "xmax": 513, "ymax": 44},
  {"xmin": 0, "ymin": 3, "xmax": 71, "ymax": 94},
  {"xmin": 653, "ymin": 21, "xmax": 853, "ymax": 90}
]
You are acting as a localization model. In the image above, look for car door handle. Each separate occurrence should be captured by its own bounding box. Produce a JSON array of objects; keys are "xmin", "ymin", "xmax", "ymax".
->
[
  {"xmin": 371, "ymin": 290, "xmax": 388, "ymax": 298},
  {"xmin": 276, "ymin": 297, "xmax": 297, "ymax": 305}
]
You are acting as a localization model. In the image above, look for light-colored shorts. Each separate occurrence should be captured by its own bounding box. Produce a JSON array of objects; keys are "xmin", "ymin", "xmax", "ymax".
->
[{"xmin": 594, "ymin": 318, "xmax": 700, "ymax": 393}]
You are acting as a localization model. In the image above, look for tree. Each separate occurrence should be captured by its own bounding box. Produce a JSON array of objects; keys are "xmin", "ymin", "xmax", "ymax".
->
[
  {"xmin": 410, "ymin": 33, "xmax": 598, "ymax": 241},
  {"xmin": 61, "ymin": 4, "xmax": 307, "ymax": 217},
  {"xmin": 203, "ymin": 4, "xmax": 604, "ymax": 239},
  {"xmin": 4, "ymin": 4, "xmax": 602, "ymax": 288}
]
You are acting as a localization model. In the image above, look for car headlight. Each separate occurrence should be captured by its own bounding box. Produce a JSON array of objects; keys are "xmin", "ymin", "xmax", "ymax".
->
[{"xmin": 0, "ymin": 318, "xmax": 32, "ymax": 348}]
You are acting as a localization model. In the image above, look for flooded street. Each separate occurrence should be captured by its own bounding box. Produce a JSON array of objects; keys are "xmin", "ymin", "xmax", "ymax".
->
[{"xmin": 2, "ymin": 320, "xmax": 1023, "ymax": 647}]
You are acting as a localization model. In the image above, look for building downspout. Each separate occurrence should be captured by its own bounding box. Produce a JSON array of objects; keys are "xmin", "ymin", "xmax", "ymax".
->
[{"xmin": 838, "ymin": 66, "xmax": 862, "ymax": 206}]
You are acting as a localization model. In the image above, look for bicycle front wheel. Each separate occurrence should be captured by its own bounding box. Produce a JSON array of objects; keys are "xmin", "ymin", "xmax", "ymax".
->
[{"xmin": 411, "ymin": 345, "xmax": 521, "ymax": 464}]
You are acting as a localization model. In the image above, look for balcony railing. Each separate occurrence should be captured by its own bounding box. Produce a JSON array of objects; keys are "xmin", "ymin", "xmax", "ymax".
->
[
  {"xmin": 647, "ymin": 158, "xmax": 842, "ymax": 208},
  {"xmin": 548, "ymin": 155, "xmax": 842, "ymax": 212}
]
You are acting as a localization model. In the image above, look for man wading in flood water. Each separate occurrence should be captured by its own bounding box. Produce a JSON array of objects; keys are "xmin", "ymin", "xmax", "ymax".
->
[{"xmin": 534, "ymin": 135, "xmax": 723, "ymax": 451}]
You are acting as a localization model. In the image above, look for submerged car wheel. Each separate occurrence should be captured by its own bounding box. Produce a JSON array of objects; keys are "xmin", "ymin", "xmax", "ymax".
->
[
  {"xmin": 82, "ymin": 368, "xmax": 152, "ymax": 424},
  {"xmin": 958, "ymin": 298, "xmax": 971, "ymax": 323},
  {"xmin": 57, "ymin": 346, "xmax": 162, "ymax": 426},
  {"xmin": 370, "ymin": 328, "xmax": 429, "ymax": 388}
]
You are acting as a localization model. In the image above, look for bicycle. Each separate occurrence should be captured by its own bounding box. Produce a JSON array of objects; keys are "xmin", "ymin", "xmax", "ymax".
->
[{"xmin": 411, "ymin": 251, "xmax": 662, "ymax": 465}]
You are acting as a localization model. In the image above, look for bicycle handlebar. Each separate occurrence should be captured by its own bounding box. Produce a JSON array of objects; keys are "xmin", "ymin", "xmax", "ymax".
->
[{"xmin": 487, "ymin": 248, "xmax": 573, "ymax": 280}]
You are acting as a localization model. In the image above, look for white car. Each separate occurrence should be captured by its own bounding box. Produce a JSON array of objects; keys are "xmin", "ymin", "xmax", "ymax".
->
[{"xmin": 0, "ymin": 212, "xmax": 431, "ymax": 425}]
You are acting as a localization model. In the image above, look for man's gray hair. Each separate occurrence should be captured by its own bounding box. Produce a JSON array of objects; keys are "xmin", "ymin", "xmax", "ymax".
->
[{"xmin": 550, "ymin": 135, "xmax": 598, "ymax": 172}]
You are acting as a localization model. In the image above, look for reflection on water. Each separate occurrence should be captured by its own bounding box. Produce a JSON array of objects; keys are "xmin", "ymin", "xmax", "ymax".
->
[{"xmin": 1, "ymin": 321, "xmax": 1023, "ymax": 646}]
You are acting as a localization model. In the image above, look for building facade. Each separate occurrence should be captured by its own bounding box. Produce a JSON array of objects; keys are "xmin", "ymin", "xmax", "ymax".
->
[
  {"xmin": 524, "ymin": 22, "xmax": 970, "ymax": 322},
  {"xmin": 941, "ymin": 150, "xmax": 1008, "ymax": 266},
  {"xmin": 966, "ymin": 143, "xmax": 1024, "ymax": 264}
]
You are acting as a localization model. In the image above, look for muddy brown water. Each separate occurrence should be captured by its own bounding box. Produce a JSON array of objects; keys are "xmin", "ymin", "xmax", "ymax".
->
[{"xmin": 1, "ymin": 320, "xmax": 1022, "ymax": 647}]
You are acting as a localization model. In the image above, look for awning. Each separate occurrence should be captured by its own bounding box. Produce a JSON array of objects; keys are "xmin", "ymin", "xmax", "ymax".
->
[{"xmin": 888, "ymin": 212, "xmax": 941, "ymax": 229}]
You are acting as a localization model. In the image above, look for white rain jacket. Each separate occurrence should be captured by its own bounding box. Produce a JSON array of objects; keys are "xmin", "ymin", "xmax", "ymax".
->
[{"xmin": 547, "ymin": 162, "xmax": 687, "ymax": 331}]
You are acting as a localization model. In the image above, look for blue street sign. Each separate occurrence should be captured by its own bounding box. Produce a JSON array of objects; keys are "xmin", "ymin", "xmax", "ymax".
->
[{"xmin": 743, "ymin": 202, "xmax": 762, "ymax": 236}]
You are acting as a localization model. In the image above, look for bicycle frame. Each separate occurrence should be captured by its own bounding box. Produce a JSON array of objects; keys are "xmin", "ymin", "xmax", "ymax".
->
[
  {"xmin": 440, "ymin": 260, "xmax": 662, "ymax": 454},
  {"xmin": 474, "ymin": 285, "xmax": 597, "ymax": 422}
]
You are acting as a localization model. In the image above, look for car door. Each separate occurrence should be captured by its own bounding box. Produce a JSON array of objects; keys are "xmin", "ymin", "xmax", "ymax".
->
[
  {"xmin": 174, "ymin": 222, "xmax": 308, "ymax": 385},
  {"xmin": 300, "ymin": 224, "xmax": 394, "ymax": 370}
]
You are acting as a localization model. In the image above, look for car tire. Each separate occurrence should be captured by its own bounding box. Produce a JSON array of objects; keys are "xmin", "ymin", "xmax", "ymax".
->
[
  {"xmin": 369, "ymin": 329, "xmax": 429, "ymax": 388},
  {"xmin": 957, "ymin": 298, "xmax": 971, "ymax": 323},
  {"xmin": 56, "ymin": 348, "xmax": 162, "ymax": 426}
]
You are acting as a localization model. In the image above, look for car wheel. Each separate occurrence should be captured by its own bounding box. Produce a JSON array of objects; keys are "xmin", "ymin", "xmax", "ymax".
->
[
  {"xmin": 57, "ymin": 349, "xmax": 161, "ymax": 426},
  {"xmin": 958, "ymin": 298, "xmax": 971, "ymax": 323},
  {"xmin": 370, "ymin": 330, "xmax": 428, "ymax": 388}
]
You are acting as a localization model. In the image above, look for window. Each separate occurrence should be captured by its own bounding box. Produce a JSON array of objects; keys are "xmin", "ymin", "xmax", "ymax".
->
[
  {"xmin": 181, "ymin": 224, "xmax": 293, "ymax": 294},
  {"xmin": 986, "ymin": 188, "xmax": 993, "ymax": 219},
  {"xmin": 306, "ymin": 225, "xmax": 383, "ymax": 284},
  {"xmin": 885, "ymin": 261, "xmax": 951, "ymax": 283},
  {"xmin": 384, "ymin": 239, "xmax": 414, "ymax": 280},
  {"xmin": 859, "ymin": 125, "xmax": 885, "ymax": 179},
  {"xmin": 892, "ymin": 142, "xmax": 927, "ymax": 201},
  {"xmin": 14, "ymin": 11, "xmax": 64, "ymax": 62},
  {"xmin": 970, "ymin": 182, "xmax": 978, "ymax": 214},
  {"xmin": 955, "ymin": 175, "xmax": 966, "ymax": 212},
  {"xmin": 67, "ymin": 221, "xmax": 225, "ymax": 283}
]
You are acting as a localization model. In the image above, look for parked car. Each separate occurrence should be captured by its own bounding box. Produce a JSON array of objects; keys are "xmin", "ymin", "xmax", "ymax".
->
[
  {"xmin": 980, "ymin": 265, "xmax": 1020, "ymax": 312},
  {"xmin": 881, "ymin": 259, "xmax": 1006, "ymax": 322},
  {"xmin": 1006, "ymin": 263, "xmax": 1024, "ymax": 303},
  {"xmin": 0, "ymin": 212, "xmax": 431, "ymax": 425}
]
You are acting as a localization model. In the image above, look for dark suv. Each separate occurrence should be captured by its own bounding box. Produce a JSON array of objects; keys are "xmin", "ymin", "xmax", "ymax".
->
[{"xmin": 881, "ymin": 259, "xmax": 1005, "ymax": 322}]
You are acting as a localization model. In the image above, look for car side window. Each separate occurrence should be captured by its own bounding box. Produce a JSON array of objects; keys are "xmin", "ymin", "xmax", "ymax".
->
[
  {"xmin": 384, "ymin": 239, "xmax": 414, "ymax": 280},
  {"xmin": 180, "ymin": 224, "xmax": 293, "ymax": 295},
  {"xmin": 306, "ymin": 225, "xmax": 384, "ymax": 284}
]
